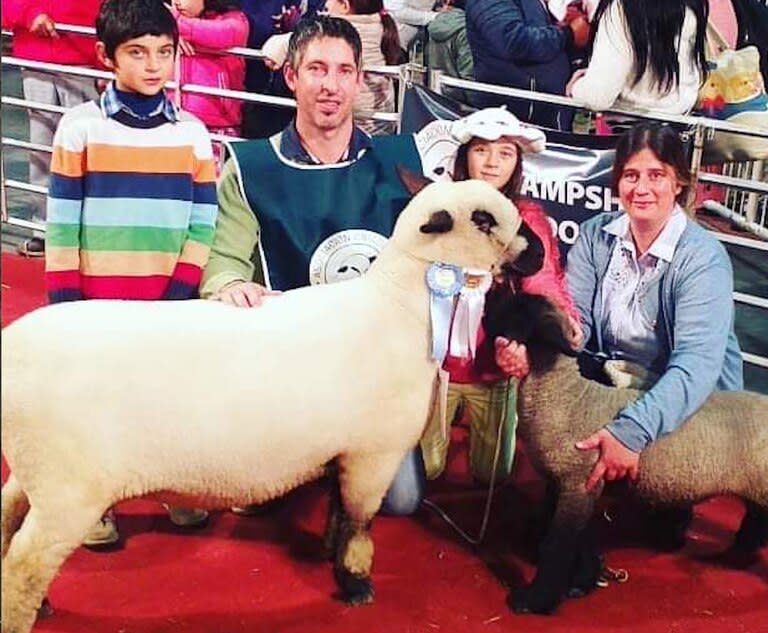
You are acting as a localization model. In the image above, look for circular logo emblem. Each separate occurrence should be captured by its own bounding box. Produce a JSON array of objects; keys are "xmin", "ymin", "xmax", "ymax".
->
[{"xmin": 309, "ymin": 229, "xmax": 387, "ymax": 285}]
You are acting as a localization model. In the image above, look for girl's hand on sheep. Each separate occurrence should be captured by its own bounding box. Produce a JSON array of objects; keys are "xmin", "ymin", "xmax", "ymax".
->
[
  {"xmin": 494, "ymin": 336, "xmax": 530, "ymax": 379},
  {"xmin": 576, "ymin": 429, "xmax": 640, "ymax": 492},
  {"xmin": 214, "ymin": 281, "xmax": 282, "ymax": 308}
]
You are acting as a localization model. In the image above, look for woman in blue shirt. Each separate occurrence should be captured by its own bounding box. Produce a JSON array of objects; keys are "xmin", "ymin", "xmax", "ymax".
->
[{"xmin": 565, "ymin": 122, "xmax": 743, "ymax": 492}]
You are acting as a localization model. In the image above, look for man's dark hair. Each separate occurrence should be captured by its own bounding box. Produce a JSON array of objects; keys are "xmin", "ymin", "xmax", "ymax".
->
[
  {"xmin": 96, "ymin": 0, "xmax": 179, "ymax": 60},
  {"xmin": 612, "ymin": 122, "xmax": 691, "ymax": 204},
  {"xmin": 286, "ymin": 15, "xmax": 363, "ymax": 71}
]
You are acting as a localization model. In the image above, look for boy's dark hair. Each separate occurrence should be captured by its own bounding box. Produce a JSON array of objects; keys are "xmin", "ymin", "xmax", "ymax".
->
[
  {"xmin": 286, "ymin": 15, "xmax": 363, "ymax": 71},
  {"xmin": 96, "ymin": 0, "xmax": 179, "ymax": 60},
  {"xmin": 612, "ymin": 122, "xmax": 691, "ymax": 204}
]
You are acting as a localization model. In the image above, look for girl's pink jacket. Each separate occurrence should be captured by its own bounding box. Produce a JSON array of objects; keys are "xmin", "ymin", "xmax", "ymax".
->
[
  {"xmin": 444, "ymin": 199, "xmax": 578, "ymax": 385},
  {"xmin": 175, "ymin": 10, "xmax": 249, "ymax": 128},
  {"xmin": 2, "ymin": 0, "xmax": 101, "ymax": 66}
]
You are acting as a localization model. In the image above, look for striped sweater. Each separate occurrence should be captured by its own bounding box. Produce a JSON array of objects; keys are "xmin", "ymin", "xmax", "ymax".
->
[{"xmin": 45, "ymin": 95, "xmax": 218, "ymax": 303}]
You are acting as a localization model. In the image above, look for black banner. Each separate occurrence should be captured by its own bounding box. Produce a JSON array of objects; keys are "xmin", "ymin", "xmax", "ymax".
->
[{"xmin": 403, "ymin": 85, "xmax": 621, "ymax": 261}]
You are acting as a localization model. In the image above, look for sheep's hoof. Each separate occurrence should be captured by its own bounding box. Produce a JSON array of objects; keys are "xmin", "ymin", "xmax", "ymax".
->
[
  {"xmin": 706, "ymin": 545, "xmax": 760, "ymax": 570},
  {"xmin": 567, "ymin": 552, "xmax": 601, "ymax": 598},
  {"xmin": 508, "ymin": 586, "xmax": 559, "ymax": 615},
  {"xmin": 336, "ymin": 569, "xmax": 374, "ymax": 606}
]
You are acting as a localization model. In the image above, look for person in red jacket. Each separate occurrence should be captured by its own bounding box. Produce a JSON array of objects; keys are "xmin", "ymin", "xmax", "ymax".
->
[
  {"xmin": 3, "ymin": 0, "xmax": 102, "ymax": 256},
  {"xmin": 383, "ymin": 107, "xmax": 582, "ymax": 514}
]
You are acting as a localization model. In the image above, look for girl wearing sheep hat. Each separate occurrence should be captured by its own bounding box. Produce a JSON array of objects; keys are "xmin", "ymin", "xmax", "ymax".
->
[{"xmin": 383, "ymin": 107, "xmax": 581, "ymax": 515}]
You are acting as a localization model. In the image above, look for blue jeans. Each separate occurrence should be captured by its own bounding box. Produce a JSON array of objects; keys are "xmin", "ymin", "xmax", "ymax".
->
[{"xmin": 380, "ymin": 448, "xmax": 426, "ymax": 516}]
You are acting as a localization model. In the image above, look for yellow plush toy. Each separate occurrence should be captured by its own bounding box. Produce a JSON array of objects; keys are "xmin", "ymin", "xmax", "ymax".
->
[{"xmin": 697, "ymin": 46, "xmax": 768, "ymax": 163}]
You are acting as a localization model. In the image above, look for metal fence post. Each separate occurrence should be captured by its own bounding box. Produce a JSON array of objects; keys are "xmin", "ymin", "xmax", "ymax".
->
[{"xmin": 685, "ymin": 123, "xmax": 706, "ymax": 214}]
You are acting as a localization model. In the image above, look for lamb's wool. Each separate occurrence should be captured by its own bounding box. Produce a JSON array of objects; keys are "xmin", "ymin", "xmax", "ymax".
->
[{"xmin": 483, "ymin": 293, "xmax": 768, "ymax": 615}]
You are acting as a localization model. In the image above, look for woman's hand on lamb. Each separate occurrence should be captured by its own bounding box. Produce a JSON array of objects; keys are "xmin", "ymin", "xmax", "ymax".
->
[
  {"xmin": 214, "ymin": 281, "xmax": 282, "ymax": 307},
  {"xmin": 494, "ymin": 336, "xmax": 530, "ymax": 379},
  {"xmin": 576, "ymin": 428, "xmax": 640, "ymax": 491},
  {"xmin": 566, "ymin": 314, "xmax": 583, "ymax": 350}
]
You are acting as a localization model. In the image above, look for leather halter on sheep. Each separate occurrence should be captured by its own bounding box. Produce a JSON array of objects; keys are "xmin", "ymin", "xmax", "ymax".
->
[{"xmin": 0, "ymin": 175, "xmax": 541, "ymax": 633}]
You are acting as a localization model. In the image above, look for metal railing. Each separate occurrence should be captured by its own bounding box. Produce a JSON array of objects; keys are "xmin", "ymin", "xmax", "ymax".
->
[
  {"xmin": 428, "ymin": 72, "xmax": 768, "ymax": 370},
  {"xmin": 2, "ymin": 25, "xmax": 767, "ymax": 371}
]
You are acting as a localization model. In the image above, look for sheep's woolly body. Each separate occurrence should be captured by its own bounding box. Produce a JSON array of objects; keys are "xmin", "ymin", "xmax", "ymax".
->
[
  {"xmin": 1, "ymin": 178, "xmax": 531, "ymax": 633},
  {"xmin": 2, "ymin": 281, "xmax": 436, "ymax": 513},
  {"xmin": 483, "ymin": 288, "xmax": 767, "ymax": 615},
  {"xmin": 518, "ymin": 355, "xmax": 768, "ymax": 508}
]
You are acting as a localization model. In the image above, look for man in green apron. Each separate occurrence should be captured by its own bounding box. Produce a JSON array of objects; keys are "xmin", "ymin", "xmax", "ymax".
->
[{"xmin": 200, "ymin": 15, "xmax": 422, "ymax": 302}]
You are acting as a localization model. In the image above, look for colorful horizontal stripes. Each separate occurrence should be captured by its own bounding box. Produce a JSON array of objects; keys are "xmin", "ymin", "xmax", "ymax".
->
[{"xmin": 45, "ymin": 101, "xmax": 217, "ymax": 303}]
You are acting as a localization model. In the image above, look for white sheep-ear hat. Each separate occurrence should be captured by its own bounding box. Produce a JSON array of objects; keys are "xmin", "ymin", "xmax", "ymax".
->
[{"xmin": 450, "ymin": 107, "xmax": 547, "ymax": 154}]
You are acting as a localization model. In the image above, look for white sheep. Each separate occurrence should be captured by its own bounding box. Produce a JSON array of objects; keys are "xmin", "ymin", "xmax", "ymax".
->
[
  {"xmin": 481, "ymin": 292, "xmax": 768, "ymax": 616},
  {"xmin": 0, "ymin": 175, "xmax": 539, "ymax": 633}
]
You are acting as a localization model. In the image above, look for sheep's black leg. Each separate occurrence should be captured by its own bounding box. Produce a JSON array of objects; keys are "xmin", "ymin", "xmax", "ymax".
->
[
  {"xmin": 566, "ymin": 526, "xmax": 602, "ymax": 599},
  {"xmin": 323, "ymin": 460, "xmax": 343, "ymax": 560},
  {"xmin": 511, "ymin": 486, "xmax": 598, "ymax": 615},
  {"xmin": 334, "ymin": 517, "xmax": 375, "ymax": 605},
  {"xmin": 333, "ymin": 449, "xmax": 405, "ymax": 606},
  {"xmin": 730, "ymin": 501, "xmax": 768, "ymax": 561},
  {"xmin": 642, "ymin": 504, "xmax": 692, "ymax": 552}
]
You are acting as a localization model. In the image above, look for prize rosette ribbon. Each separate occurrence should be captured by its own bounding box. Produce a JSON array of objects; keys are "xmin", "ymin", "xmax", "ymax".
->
[{"xmin": 426, "ymin": 263, "xmax": 463, "ymax": 363}]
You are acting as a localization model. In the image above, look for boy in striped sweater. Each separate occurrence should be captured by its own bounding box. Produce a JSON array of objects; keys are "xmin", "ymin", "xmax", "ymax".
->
[{"xmin": 45, "ymin": 0, "xmax": 217, "ymax": 546}]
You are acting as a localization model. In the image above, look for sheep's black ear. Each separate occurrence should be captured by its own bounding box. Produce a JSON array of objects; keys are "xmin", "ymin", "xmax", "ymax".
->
[
  {"xmin": 509, "ymin": 221, "xmax": 545, "ymax": 277},
  {"xmin": 471, "ymin": 210, "xmax": 498, "ymax": 235},
  {"xmin": 420, "ymin": 210, "xmax": 454, "ymax": 234},
  {"xmin": 397, "ymin": 165, "xmax": 433, "ymax": 196}
]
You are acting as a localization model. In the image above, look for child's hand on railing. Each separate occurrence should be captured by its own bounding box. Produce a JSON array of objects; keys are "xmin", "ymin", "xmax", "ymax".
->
[{"xmin": 29, "ymin": 14, "xmax": 58, "ymax": 39}]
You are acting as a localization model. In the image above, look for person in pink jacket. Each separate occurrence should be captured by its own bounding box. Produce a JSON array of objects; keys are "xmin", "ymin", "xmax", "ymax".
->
[
  {"xmin": 171, "ymin": 0, "xmax": 249, "ymax": 167},
  {"xmin": 3, "ymin": 0, "xmax": 101, "ymax": 257},
  {"xmin": 383, "ymin": 108, "xmax": 582, "ymax": 515}
]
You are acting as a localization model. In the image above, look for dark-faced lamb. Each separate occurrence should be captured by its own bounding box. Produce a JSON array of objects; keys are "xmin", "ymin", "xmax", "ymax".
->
[{"xmin": 482, "ymin": 292, "xmax": 768, "ymax": 615}]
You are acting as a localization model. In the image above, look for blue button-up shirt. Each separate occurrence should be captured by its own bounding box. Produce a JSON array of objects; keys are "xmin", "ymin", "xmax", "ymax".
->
[
  {"xmin": 100, "ymin": 82, "xmax": 178, "ymax": 123},
  {"xmin": 279, "ymin": 120, "xmax": 372, "ymax": 165},
  {"xmin": 599, "ymin": 207, "xmax": 687, "ymax": 371}
]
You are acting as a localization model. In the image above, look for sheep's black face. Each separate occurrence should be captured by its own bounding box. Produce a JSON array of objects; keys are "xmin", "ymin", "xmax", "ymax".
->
[
  {"xmin": 471, "ymin": 210, "xmax": 498, "ymax": 235},
  {"xmin": 500, "ymin": 221, "xmax": 545, "ymax": 279},
  {"xmin": 482, "ymin": 293, "xmax": 574, "ymax": 373}
]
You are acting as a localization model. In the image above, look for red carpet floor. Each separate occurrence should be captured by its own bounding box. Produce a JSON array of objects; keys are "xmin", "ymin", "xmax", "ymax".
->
[{"xmin": 2, "ymin": 252, "xmax": 767, "ymax": 633}]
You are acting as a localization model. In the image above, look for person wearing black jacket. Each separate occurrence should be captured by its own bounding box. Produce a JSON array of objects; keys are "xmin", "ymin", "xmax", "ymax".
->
[{"xmin": 465, "ymin": 0, "xmax": 589, "ymax": 130}]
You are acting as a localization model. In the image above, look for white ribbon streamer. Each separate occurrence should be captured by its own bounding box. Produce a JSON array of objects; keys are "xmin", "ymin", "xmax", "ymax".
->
[
  {"xmin": 426, "ymin": 263, "xmax": 463, "ymax": 364},
  {"xmin": 449, "ymin": 271, "xmax": 492, "ymax": 359}
]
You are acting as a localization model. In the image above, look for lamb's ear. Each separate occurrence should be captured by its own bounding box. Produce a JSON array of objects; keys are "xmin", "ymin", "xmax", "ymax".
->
[
  {"xmin": 509, "ymin": 221, "xmax": 545, "ymax": 277},
  {"xmin": 397, "ymin": 165, "xmax": 433, "ymax": 196},
  {"xmin": 420, "ymin": 210, "xmax": 454, "ymax": 234},
  {"xmin": 483, "ymin": 293, "xmax": 574, "ymax": 374}
]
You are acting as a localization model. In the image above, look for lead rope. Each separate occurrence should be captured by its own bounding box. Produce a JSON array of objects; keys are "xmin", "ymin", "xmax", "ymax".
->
[{"xmin": 421, "ymin": 377, "xmax": 512, "ymax": 546}]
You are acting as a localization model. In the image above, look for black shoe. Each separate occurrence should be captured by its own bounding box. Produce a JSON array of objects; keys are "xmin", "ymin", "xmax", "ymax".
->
[{"xmin": 18, "ymin": 237, "xmax": 45, "ymax": 257}]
